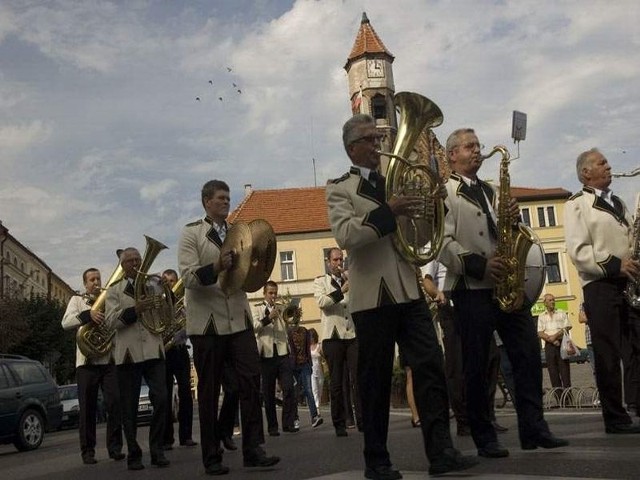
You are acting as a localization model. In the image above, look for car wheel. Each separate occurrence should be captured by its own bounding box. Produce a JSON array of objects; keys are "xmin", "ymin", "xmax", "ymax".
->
[{"xmin": 14, "ymin": 409, "xmax": 45, "ymax": 451}]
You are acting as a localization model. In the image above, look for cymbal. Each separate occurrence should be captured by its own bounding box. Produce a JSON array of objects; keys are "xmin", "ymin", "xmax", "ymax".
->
[
  {"xmin": 219, "ymin": 222, "xmax": 252, "ymax": 295},
  {"xmin": 243, "ymin": 219, "xmax": 277, "ymax": 292}
]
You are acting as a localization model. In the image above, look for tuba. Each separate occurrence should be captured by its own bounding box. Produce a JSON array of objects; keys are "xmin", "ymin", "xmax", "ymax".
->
[
  {"xmin": 486, "ymin": 146, "xmax": 544, "ymax": 312},
  {"xmin": 134, "ymin": 235, "xmax": 174, "ymax": 335},
  {"xmin": 383, "ymin": 92, "xmax": 446, "ymax": 266},
  {"xmin": 76, "ymin": 264, "xmax": 124, "ymax": 358},
  {"xmin": 274, "ymin": 295, "xmax": 302, "ymax": 325},
  {"xmin": 163, "ymin": 278, "xmax": 187, "ymax": 350}
]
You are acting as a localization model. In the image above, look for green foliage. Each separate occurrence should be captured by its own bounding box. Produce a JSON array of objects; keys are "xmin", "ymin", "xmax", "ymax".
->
[{"xmin": 2, "ymin": 295, "xmax": 76, "ymax": 384}]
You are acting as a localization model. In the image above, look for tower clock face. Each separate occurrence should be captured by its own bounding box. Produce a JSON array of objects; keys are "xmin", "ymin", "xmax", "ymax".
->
[{"xmin": 366, "ymin": 59, "xmax": 384, "ymax": 78}]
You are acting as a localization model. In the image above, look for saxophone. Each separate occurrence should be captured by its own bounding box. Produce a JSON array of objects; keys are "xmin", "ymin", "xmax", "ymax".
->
[
  {"xmin": 486, "ymin": 146, "xmax": 541, "ymax": 312},
  {"xmin": 624, "ymin": 197, "xmax": 640, "ymax": 308},
  {"xmin": 163, "ymin": 278, "xmax": 187, "ymax": 350}
]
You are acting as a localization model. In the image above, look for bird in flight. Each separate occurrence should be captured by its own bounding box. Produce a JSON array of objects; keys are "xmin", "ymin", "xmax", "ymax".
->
[
  {"xmin": 196, "ymin": 97, "xmax": 201, "ymax": 101},
  {"xmin": 237, "ymin": 89, "xmax": 242, "ymax": 94},
  {"xmin": 208, "ymin": 80, "xmax": 213, "ymax": 85},
  {"xmin": 218, "ymin": 97, "xmax": 223, "ymax": 101},
  {"xmin": 227, "ymin": 67, "xmax": 232, "ymax": 72}
]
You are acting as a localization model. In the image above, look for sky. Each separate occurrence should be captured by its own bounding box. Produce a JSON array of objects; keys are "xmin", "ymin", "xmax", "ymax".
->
[{"xmin": 1, "ymin": 0, "xmax": 639, "ymax": 291}]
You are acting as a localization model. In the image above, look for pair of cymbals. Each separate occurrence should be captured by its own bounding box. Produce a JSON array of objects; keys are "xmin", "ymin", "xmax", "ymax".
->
[{"xmin": 219, "ymin": 219, "xmax": 277, "ymax": 294}]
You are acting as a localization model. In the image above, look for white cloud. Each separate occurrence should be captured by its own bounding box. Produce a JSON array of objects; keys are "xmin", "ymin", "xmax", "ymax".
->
[
  {"xmin": 0, "ymin": 120, "xmax": 51, "ymax": 151},
  {"xmin": 0, "ymin": 0, "xmax": 639, "ymax": 286}
]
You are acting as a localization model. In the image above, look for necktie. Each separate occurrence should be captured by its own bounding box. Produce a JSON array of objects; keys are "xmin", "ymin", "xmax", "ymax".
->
[
  {"xmin": 470, "ymin": 182, "xmax": 498, "ymax": 240},
  {"xmin": 369, "ymin": 170, "xmax": 379, "ymax": 187}
]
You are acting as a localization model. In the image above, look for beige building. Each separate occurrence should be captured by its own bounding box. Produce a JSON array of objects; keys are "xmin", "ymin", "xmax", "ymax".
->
[{"xmin": 0, "ymin": 220, "xmax": 75, "ymax": 305}]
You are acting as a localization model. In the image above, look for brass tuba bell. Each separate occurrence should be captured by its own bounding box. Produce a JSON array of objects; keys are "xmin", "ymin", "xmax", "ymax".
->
[
  {"xmin": 383, "ymin": 92, "xmax": 446, "ymax": 266},
  {"xmin": 134, "ymin": 235, "xmax": 174, "ymax": 335}
]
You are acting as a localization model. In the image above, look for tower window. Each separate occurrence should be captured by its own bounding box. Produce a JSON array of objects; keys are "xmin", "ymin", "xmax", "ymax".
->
[{"xmin": 371, "ymin": 94, "xmax": 387, "ymax": 120}]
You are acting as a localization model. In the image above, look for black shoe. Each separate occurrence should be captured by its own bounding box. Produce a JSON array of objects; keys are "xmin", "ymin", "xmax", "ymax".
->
[
  {"xmin": 151, "ymin": 455, "xmax": 170, "ymax": 468},
  {"xmin": 364, "ymin": 464, "xmax": 402, "ymax": 480},
  {"xmin": 243, "ymin": 452, "xmax": 280, "ymax": 468},
  {"xmin": 268, "ymin": 430, "xmax": 280, "ymax": 437},
  {"xmin": 605, "ymin": 423, "xmax": 640, "ymax": 434},
  {"xmin": 282, "ymin": 426, "xmax": 299, "ymax": 433},
  {"xmin": 429, "ymin": 448, "xmax": 479, "ymax": 476},
  {"xmin": 492, "ymin": 420, "xmax": 509, "ymax": 433},
  {"xmin": 477, "ymin": 441, "xmax": 509, "ymax": 458},
  {"xmin": 206, "ymin": 462, "xmax": 230, "ymax": 475},
  {"xmin": 180, "ymin": 439, "xmax": 198, "ymax": 447},
  {"xmin": 127, "ymin": 459, "xmax": 145, "ymax": 471},
  {"xmin": 82, "ymin": 455, "xmax": 97, "ymax": 465},
  {"xmin": 222, "ymin": 436, "xmax": 237, "ymax": 451},
  {"xmin": 312, "ymin": 416, "xmax": 324, "ymax": 428},
  {"xmin": 109, "ymin": 452, "xmax": 126, "ymax": 461},
  {"xmin": 335, "ymin": 427, "xmax": 348, "ymax": 437},
  {"xmin": 163, "ymin": 443, "xmax": 173, "ymax": 450},
  {"xmin": 521, "ymin": 433, "xmax": 569, "ymax": 450}
]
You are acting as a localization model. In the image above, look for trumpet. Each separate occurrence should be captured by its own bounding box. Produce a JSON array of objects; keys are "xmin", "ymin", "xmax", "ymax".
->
[{"xmin": 274, "ymin": 295, "xmax": 302, "ymax": 325}]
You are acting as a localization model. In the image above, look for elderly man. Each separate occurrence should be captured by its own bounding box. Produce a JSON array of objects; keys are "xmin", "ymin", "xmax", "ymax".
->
[
  {"xmin": 105, "ymin": 248, "xmax": 169, "ymax": 470},
  {"xmin": 61, "ymin": 267, "xmax": 124, "ymax": 465},
  {"xmin": 313, "ymin": 247, "xmax": 360, "ymax": 436},
  {"xmin": 326, "ymin": 114, "xmax": 477, "ymax": 479},
  {"xmin": 438, "ymin": 128, "xmax": 568, "ymax": 458},
  {"xmin": 565, "ymin": 148, "xmax": 640, "ymax": 433},
  {"xmin": 178, "ymin": 179, "xmax": 279, "ymax": 475},
  {"xmin": 537, "ymin": 294, "xmax": 572, "ymax": 394}
]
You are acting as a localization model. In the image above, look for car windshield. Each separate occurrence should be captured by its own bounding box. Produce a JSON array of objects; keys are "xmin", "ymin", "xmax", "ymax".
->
[{"xmin": 59, "ymin": 385, "xmax": 78, "ymax": 400}]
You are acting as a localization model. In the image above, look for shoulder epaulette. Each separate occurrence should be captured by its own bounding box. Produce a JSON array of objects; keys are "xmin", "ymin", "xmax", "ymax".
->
[
  {"xmin": 253, "ymin": 302, "xmax": 264, "ymax": 307},
  {"xmin": 327, "ymin": 172, "xmax": 350, "ymax": 184},
  {"xmin": 185, "ymin": 219, "xmax": 203, "ymax": 227},
  {"xmin": 568, "ymin": 191, "xmax": 583, "ymax": 201}
]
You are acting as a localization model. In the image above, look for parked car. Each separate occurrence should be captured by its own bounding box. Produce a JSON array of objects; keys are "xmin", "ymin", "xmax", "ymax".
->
[
  {"xmin": 0, "ymin": 354, "xmax": 63, "ymax": 451},
  {"xmin": 58, "ymin": 384, "xmax": 79, "ymax": 429},
  {"xmin": 137, "ymin": 379, "xmax": 179, "ymax": 425}
]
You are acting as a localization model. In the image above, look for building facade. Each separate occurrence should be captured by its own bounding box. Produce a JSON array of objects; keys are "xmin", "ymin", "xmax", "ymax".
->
[{"xmin": 0, "ymin": 220, "xmax": 75, "ymax": 305}]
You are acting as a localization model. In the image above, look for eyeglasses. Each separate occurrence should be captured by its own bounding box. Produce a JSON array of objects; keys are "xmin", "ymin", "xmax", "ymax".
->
[
  {"xmin": 352, "ymin": 135, "xmax": 383, "ymax": 145},
  {"xmin": 457, "ymin": 142, "xmax": 484, "ymax": 151}
]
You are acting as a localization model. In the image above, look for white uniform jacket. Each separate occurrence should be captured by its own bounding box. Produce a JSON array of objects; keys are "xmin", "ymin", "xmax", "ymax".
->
[
  {"xmin": 565, "ymin": 186, "xmax": 634, "ymax": 287},
  {"xmin": 313, "ymin": 274, "xmax": 356, "ymax": 340},
  {"xmin": 177, "ymin": 217, "xmax": 253, "ymax": 336},
  {"xmin": 61, "ymin": 295, "xmax": 113, "ymax": 367},
  {"xmin": 251, "ymin": 300, "xmax": 290, "ymax": 358},
  {"xmin": 326, "ymin": 168, "xmax": 422, "ymax": 313},
  {"xmin": 105, "ymin": 277, "xmax": 165, "ymax": 365},
  {"xmin": 438, "ymin": 173, "xmax": 499, "ymax": 292}
]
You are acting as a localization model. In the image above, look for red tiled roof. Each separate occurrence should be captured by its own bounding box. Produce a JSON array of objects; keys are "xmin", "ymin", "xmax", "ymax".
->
[
  {"xmin": 345, "ymin": 12, "xmax": 394, "ymax": 67},
  {"xmin": 511, "ymin": 186, "xmax": 571, "ymax": 201},
  {"xmin": 229, "ymin": 185, "xmax": 572, "ymax": 235},
  {"xmin": 229, "ymin": 187, "xmax": 330, "ymax": 235}
]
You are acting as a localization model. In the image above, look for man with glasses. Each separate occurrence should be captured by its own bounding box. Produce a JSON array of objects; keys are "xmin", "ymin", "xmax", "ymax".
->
[
  {"xmin": 326, "ymin": 114, "xmax": 477, "ymax": 479},
  {"xmin": 438, "ymin": 128, "xmax": 568, "ymax": 459}
]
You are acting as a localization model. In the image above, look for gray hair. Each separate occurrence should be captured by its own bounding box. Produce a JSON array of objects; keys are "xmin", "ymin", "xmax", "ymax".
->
[
  {"xmin": 445, "ymin": 128, "xmax": 476, "ymax": 154},
  {"xmin": 342, "ymin": 114, "xmax": 375, "ymax": 152},
  {"xmin": 576, "ymin": 148, "xmax": 600, "ymax": 183}
]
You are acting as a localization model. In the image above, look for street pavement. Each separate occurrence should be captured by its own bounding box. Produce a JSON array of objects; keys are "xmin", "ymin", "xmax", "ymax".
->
[
  {"xmin": 2, "ymin": 405, "xmax": 639, "ymax": 480},
  {"xmin": 2, "ymin": 364, "xmax": 638, "ymax": 479}
]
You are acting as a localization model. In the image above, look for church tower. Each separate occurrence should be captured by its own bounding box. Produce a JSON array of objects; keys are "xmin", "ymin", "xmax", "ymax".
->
[{"xmin": 344, "ymin": 12, "xmax": 397, "ymax": 170}]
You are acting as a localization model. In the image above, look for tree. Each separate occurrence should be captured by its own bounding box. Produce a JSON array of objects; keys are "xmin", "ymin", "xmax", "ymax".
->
[{"xmin": 0, "ymin": 297, "xmax": 30, "ymax": 352}]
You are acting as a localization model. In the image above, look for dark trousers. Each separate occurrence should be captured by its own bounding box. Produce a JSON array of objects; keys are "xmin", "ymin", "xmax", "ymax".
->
[
  {"xmin": 117, "ymin": 359, "xmax": 167, "ymax": 461},
  {"xmin": 544, "ymin": 342, "xmax": 571, "ymax": 389},
  {"xmin": 164, "ymin": 345, "xmax": 193, "ymax": 445},
  {"xmin": 452, "ymin": 289, "xmax": 549, "ymax": 448},
  {"xmin": 352, "ymin": 300, "xmax": 452, "ymax": 468},
  {"xmin": 218, "ymin": 361, "xmax": 240, "ymax": 440},
  {"xmin": 322, "ymin": 338, "xmax": 361, "ymax": 429},
  {"xmin": 437, "ymin": 304, "xmax": 467, "ymax": 427},
  {"xmin": 76, "ymin": 364, "xmax": 123, "ymax": 458},
  {"xmin": 260, "ymin": 354, "xmax": 296, "ymax": 432},
  {"xmin": 190, "ymin": 330, "xmax": 264, "ymax": 469},
  {"xmin": 584, "ymin": 278, "xmax": 640, "ymax": 427}
]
